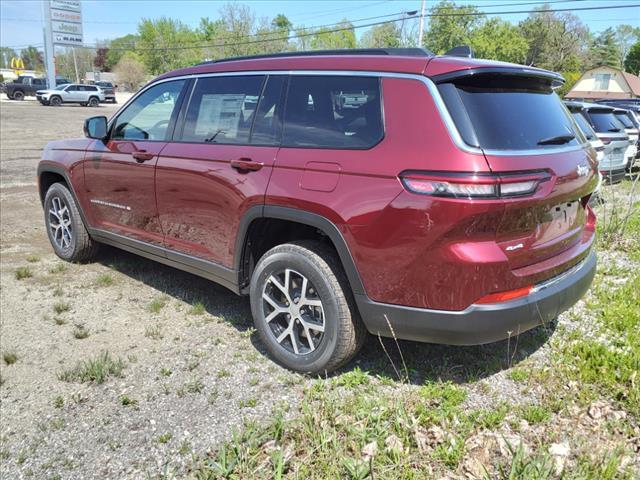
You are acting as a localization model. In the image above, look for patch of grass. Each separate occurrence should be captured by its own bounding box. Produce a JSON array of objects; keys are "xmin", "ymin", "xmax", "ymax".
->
[
  {"xmin": 72, "ymin": 324, "xmax": 90, "ymax": 339},
  {"xmin": 184, "ymin": 377, "xmax": 204, "ymax": 394},
  {"xmin": 519, "ymin": 404, "xmax": 552, "ymax": 425},
  {"xmin": 216, "ymin": 368, "xmax": 231, "ymax": 379},
  {"xmin": 157, "ymin": 433, "xmax": 172, "ymax": 444},
  {"xmin": 54, "ymin": 316, "xmax": 67, "ymax": 326},
  {"xmin": 52, "ymin": 286, "xmax": 63, "ymax": 297},
  {"xmin": 53, "ymin": 301, "xmax": 70, "ymax": 314},
  {"xmin": 119, "ymin": 395, "xmax": 138, "ymax": 407},
  {"xmin": 26, "ymin": 255, "xmax": 40, "ymax": 263},
  {"xmin": 3, "ymin": 351, "xmax": 18, "ymax": 365},
  {"xmin": 144, "ymin": 323, "xmax": 163, "ymax": 340},
  {"xmin": 148, "ymin": 297, "xmax": 167, "ymax": 314},
  {"xmin": 160, "ymin": 367, "xmax": 172, "ymax": 377},
  {"xmin": 57, "ymin": 351, "xmax": 124, "ymax": 384},
  {"xmin": 53, "ymin": 396, "xmax": 64, "ymax": 409},
  {"xmin": 334, "ymin": 367, "xmax": 370, "ymax": 389},
  {"xmin": 508, "ymin": 368, "xmax": 530, "ymax": 383},
  {"xmin": 189, "ymin": 301, "xmax": 206, "ymax": 315},
  {"xmin": 96, "ymin": 273, "xmax": 114, "ymax": 287},
  {"xmin": 49, "ymin": 263, "xmax": 68, "ymax": 274},
  {"xmin": 15, "ymin": 267, "xmax": 32, "ymax": 280},
  {"xmin": 239, "ymin": 397, "xmax": 258, "ymax": 408}
]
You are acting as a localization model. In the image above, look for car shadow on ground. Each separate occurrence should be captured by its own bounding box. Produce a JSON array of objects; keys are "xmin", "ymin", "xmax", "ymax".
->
[{"xmin": 97, "ymin": 245, "xmax": 556, "ymax": 386}]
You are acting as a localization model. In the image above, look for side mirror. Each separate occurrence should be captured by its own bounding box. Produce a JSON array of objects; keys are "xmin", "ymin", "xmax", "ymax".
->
[{"xmin": 84, "ymin": 116, "xmax": 108, "ymax": 140}]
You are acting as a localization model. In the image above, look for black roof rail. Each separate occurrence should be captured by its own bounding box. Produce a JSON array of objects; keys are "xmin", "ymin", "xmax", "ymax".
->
[
  {"xmin": 197, "ymin": 48, "xmax": 434, "ymax": 66},
  {"xmin": 444, "ymin": 45, "xmax": 474, "ymax": 58}
]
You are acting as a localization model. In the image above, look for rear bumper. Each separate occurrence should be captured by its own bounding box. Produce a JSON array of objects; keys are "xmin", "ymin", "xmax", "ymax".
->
[{"xmin": 356, "ymin": 250, "xmax": 596, "ymax": 345}]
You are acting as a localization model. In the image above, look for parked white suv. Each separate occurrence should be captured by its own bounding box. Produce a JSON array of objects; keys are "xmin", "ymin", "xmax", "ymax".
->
[{"xmin": 36, "ymin": 84, "xmax": 105, "ymax": 107}]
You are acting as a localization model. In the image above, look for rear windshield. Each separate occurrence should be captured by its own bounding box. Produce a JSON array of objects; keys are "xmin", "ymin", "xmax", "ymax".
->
[
  {"xmin": 588, "ymin": 111, "xmax": 624, "ymax": 133},
  {"xmin": 438, "ymin": 74, "xmax": 581, "ymax": 151},
  {"xmin": 571, "ymin": 112, "xmax": 596, "ymax": 140},
  {"xmin": 614, "ymin": 112, "xmax": 634, "ymax": 129}
]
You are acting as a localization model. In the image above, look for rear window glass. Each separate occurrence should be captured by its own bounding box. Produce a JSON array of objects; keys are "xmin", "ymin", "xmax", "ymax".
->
[
  {"xmin": 614, "ymin": 112, "xmax": 634, "ymax": 129},
  {"xmin": 282, "ymin": 76, "xmax": 383, "ymax": 149},
  {"xmin": 588, "ymin": 111, "xmax": 625, "ymax": 133},
  {"xmin": 571, "ymin": 112, "xmax": 595, "ymax": 140},
  {"xmin": 438, "ymin": 74, "xmax": 581, "ymax": 151}
]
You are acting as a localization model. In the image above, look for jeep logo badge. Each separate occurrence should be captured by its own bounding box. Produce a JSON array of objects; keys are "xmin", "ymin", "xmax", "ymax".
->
[{"xmin": 576, "ymin": 163, "xmax": 590, "ymax": 177}]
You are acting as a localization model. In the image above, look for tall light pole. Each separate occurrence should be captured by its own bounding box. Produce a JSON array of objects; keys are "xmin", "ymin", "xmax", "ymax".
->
[
  {"xmin": 42, "ymin": 1, "xmax": 56, "ymax": 87},
  {"xmin": 418, "ymin": 0, "xmax": 426, "ymax": 47}
]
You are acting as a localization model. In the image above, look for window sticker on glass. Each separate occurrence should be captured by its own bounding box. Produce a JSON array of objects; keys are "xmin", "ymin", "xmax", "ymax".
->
[{"xmin": 194, "ymin": 94, "xmax": 246, "ymax": 139}]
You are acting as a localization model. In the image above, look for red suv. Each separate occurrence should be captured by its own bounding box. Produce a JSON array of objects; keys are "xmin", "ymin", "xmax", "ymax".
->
[{"xmin": 38, "ymin": 49, "xmax": 598, "ymax": 373}]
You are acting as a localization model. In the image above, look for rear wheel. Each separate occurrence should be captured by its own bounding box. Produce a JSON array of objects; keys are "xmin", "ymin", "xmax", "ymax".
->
[
  {"xmin": 250, "ymin": 241, "xmax": 365, "ymax": 374},
  {"xmin": 88, "ymin": 96, "xmax": 99, "ymax": 107},
  {"xmin": 49, "ymin": 95, "xmax": 62, "ymax": 106},
  {"xmin": 44, "ymin": 183, "xmax": 98, "ymax": 262},
  {"xmin": 12, "ymin": 90, "xmax": 24, "ymax": 101}
]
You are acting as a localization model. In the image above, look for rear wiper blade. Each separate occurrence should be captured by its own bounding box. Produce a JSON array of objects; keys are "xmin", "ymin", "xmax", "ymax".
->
[{"xmin": 537, "ymin": 133, "xmax": 575, "ymax": 145}]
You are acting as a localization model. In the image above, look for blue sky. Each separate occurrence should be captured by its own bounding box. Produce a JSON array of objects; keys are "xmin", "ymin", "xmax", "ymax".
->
[{"xmin": 1, "ymin": 0, "xmax": 639, "ymax": 50}]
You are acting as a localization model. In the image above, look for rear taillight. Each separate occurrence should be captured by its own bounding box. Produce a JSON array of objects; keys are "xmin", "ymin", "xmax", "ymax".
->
[{"xmin": 399, "ymin": 171, "xmax": 550, "ymax": 199}]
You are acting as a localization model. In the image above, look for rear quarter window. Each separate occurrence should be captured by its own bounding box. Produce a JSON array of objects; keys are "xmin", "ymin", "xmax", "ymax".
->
[
  {"xmin": 437, "ymin": 74, "xmax": 582, "ymax": 151},
  {"xmin": 282, "ymin": 76, "xmax": 383, "ymax": 149}
]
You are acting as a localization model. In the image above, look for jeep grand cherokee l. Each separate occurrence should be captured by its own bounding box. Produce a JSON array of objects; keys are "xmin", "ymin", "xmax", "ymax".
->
[{"xmin": 38, "ymin": 49, "xmax": 598, "ymax": 373}]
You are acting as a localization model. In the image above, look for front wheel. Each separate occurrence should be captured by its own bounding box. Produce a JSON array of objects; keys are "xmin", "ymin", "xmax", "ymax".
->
[
  {"xmin": 49, "ymin": 95, "xmax": 62, "ymax": 106},
  {"xmin": 44, "ymin": 183, "xmax": 98, "ymax": 262},
  {"xmin": 250, "ymin": 241, "xmax": 365, "ymax": 374}
]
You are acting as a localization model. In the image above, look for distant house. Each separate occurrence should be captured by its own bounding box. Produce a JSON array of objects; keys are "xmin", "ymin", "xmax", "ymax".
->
[{"xmin": 565, "ymin": 66, "xmax": 640, "ymax": 100}]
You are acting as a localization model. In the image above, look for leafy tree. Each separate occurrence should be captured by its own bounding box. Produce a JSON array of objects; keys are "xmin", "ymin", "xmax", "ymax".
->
[
  {"xmin": 105, "ymin": 34, "xmax": 139, "ymax": 71},
  {"xmin": 0, "ymin": 47, "xmax": 18, "ymax": 69},
  {"xmin": 20, "ymin": 45, "xmax": 44, "ymax": 71},
  {"xmin": 556, "ymin": 70, "xmax": 581, "ymax": 97},
  {"xmin": 360, "ymin": 23, "xmax": 402, "ymax": 48},
  {"xmin": 55, "ymin": 47, "xmax": 97, "ymax": 82},
  {"xmin": 615, "ymin": 25, "xmax": 640, "ymax": 68},
  {"xmin": 519, "ymin": 7, "xmax": 589, "ymax": 71},
  {"xmin": 271, "ymin": 14, "xmax": 293, "ymax": 34},
  {"xmin": 624, "ymin": 41, "xmax": 640, "ymax": 75},
  {"xmin": 590, "ymin": 27, "xmax": 621, "ymax": 69},
  {"xmin": 423, "ymin": 1, "xmax": 484, "ymax": 54},
  {"xmin": 94, "ymin": 47, "xmax": 110, "ymax": 71},
  {"xmin": 137, "ymin": 17, "xmax": 200, "ymax": 74},
  {"xmin": 114, "ymin": 52, "xmax": 147, "ymax": 91},
  {"xmin": 310, "ymin": 20, "xmax": 356, "ymax": 50},
  {"xmin": 469, "ymin": 18, "xmax": 528, "ymax": 63}
]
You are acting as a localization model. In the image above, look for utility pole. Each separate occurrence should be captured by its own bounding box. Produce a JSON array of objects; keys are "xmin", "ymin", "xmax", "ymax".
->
[
  {"xmin": 42, "ymin": 1, "xmax": 56, "ymax": 88},
  {"xmin": 418, "ymin": 0, "xmax": 426, "ymax": 48},
  {"xmin": 72, "ymin": 47, "xmax": 79, "ymax": 83}
]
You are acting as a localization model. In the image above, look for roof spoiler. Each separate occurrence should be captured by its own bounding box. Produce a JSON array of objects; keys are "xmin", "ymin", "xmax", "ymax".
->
[{"xmin": 444, "ymin": 45, "xmax": 474, "ymax": 58}]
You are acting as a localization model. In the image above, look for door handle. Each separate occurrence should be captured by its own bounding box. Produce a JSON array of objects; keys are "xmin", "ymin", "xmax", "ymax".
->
[
  {"xmin": 230, "ymin": 158, "xmax": 264, "ymax": 172},
  {"xmin": 132, "ymin": 151, "xmax": 154, "ymax": 163}
]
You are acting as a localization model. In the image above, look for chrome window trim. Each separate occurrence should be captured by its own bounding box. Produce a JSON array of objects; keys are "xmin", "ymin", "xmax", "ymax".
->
[{"xmin": 111, "ymin": 69, "xmax": 590, "ymax": 157}]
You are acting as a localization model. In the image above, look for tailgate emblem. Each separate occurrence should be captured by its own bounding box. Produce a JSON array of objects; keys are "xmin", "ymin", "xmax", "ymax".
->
[
  {"xmin": 576, "ymin": 163, "xmax": 590, "ymax": 177},
  {"xmin": 506, "ymin": 243, "xmax": 524, "ymax": 251}
]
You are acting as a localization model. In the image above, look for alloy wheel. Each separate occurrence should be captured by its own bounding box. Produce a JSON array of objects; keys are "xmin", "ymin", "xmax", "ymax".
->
[
  {"xmin": 261, "ymin": 268, "xmax": 325, "ymax": 355},
  {"xmin": 48, "ymin": 196, "xmax": 73, "ymax": 250}
]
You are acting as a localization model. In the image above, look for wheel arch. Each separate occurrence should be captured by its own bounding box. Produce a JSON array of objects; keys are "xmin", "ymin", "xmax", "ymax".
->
[
  {"xmin": 235, "ymin": 205, "xmax": 365, "ymax": 297},
  {"xmin": 37, "ymin": 164, "xmax": 91, "ymax": 229}
]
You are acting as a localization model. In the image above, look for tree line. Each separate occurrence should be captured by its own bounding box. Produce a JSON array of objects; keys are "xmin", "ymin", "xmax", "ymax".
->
[{"xmin": 1, "ymin": 1, "xmax": 639, "ymax": 93}]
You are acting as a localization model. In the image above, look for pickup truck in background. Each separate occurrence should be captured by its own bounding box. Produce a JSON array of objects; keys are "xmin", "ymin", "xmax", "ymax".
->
[{"xmin": 5, "ymin": 76, "xmax": 71, "ymax": 100}]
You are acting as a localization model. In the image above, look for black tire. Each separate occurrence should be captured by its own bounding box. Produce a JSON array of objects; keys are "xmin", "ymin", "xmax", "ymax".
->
[
  {"xmin": 250, "ymin": 241, "xmax": 366, "ymax": 374},
  {"xmin": 88, "ymin": 96, "xmax": 99, "ymax": 107},
  {"xmin": 6, "ymin": 93, "xmax": 13, "ymax": 100},
  {"xmin": 50, "ymin": 95, "xmax": 62, "ymax": 106},
  {"xmin": 12, "ymin": 90, "xmax": 24, "ymax": 101},
  {"xmin": 44, "ymin": 182, "xmax": 98, "ymax": 262}
]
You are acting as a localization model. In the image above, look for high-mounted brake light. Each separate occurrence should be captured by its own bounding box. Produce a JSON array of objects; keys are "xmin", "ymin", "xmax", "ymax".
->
[{"xmin": 399, "ymin": 171, "xmax": 550, "ymax": 199}]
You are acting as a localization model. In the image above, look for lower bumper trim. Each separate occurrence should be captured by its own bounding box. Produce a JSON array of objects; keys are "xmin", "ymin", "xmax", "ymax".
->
[{"xmin": 356, "ymin": 250, "xmax": 596, "ymax": 345}]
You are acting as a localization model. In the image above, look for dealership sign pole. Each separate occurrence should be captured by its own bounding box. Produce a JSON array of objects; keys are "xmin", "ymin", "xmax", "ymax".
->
[{"xmin": 43, "ymin": 0, "xmax": 83, "ymax": 87}]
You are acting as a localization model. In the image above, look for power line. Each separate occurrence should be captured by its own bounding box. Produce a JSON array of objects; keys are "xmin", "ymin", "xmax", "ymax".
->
[{"xmin": 93, "ymin": 3, "xmax": 640, "ymax": 52}]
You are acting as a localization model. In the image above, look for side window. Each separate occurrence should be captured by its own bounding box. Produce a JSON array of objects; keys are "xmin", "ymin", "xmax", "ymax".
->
[
  {"xmin": 282, "ymin": 76, "xmax": 383, "ymax": 149},
  {"xmin": 111, "ymin": 80, "xmax": 186, "ymax": 141},
  {"xmin": 180, "ymin": 75, "xmax": 265, "ymax": 144},
  {"xmin": 66, "ymin": 85, "xmax": 77, "ymax": 92},
  {"xmin": 251, "ymin": 75, "xmax": 286, "ymax": 145}
]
